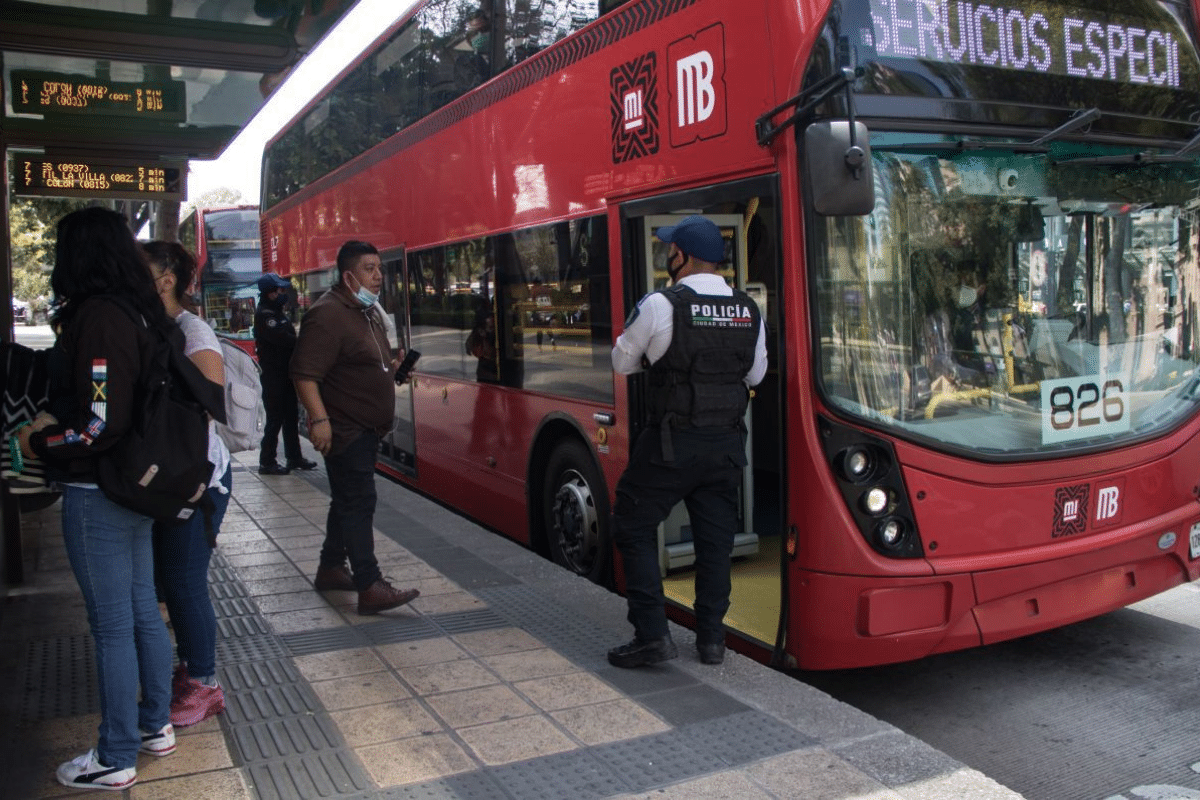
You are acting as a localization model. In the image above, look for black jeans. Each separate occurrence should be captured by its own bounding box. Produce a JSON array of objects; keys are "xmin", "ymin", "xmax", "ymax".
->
[
  {"xmin": 612, "ymin": 426, "xmax": 745, "ymax": 643},
  {"xmin": 320, "ymin": 429, "xmax": 382, "ymax": 591},
  {"xmin": 260, "ymin": 370, "xmax": 302, "ymax": 466}
]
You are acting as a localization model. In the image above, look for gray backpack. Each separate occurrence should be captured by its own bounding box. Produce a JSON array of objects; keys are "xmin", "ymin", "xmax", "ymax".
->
[{"xmin": 215, "ymin": 338, "xmax": 265, "ymax": 453}]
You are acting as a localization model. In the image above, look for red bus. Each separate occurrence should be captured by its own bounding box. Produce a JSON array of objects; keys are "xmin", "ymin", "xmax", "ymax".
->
[
  {"xmin": 178, "ymin": 205, "xmax": 263, "ymax": 354},
  {"xmin": 260, "ymin": 0, "xmax": 1200, "ymax": 668}
]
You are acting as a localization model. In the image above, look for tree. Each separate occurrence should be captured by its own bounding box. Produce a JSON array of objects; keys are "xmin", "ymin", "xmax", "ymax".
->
[
  {"xmin": 8, "ymin": 197, "xmax": 89, "ymax": 304},
  {"xmin": 181, "ymin": 187, "xmax": 245, "ymax": 220}
]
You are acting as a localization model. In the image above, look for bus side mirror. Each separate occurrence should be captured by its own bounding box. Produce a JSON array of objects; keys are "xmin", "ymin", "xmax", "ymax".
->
[{"xmin": 805, "ymin": 121, "xmax": 875, "ymax": 216}]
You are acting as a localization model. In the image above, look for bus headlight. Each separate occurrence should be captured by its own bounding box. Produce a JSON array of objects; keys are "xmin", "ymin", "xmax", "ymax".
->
[
  {"xmin": 876, "ymin": 518, "xmax": 906, "ymax": 549},
  {"xmin": 820, "ymin": 416, "xmax": 924, "ymax": 559},
  {"xmin": 838, "ymin": 444, "xmax": 879, "ymax": 484},
  {"xmin": 862, "ymin": 487, "xmax": 890, "ymax": 515}
]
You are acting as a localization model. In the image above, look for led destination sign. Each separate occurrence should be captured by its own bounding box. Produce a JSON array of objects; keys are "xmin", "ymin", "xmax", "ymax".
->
[
  {"xmin": 866, "ymin": 1, "xmax": 1185, "ymax": 88},
  {"xmin": 15, "ymin": 158, "xmax": 185, "ymax": 201},
  {"xmin": 10, "ymin": 70, "xmax": 186, "ymax": 120}
]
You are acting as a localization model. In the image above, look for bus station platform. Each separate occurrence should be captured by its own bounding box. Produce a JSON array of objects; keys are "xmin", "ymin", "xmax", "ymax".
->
[{"xmin": 0, "ymin": 450, "xmax": 1026, "ymax": 799}]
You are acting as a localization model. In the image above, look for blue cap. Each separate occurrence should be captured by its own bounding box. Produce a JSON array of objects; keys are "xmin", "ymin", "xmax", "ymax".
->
[
  {"xmin": 257, "ymin": 273, "xmax": 290, "ymax": 293},
  {"xmin": 654, "ymin": 215, "xmax": 726, "ymax": 263}
]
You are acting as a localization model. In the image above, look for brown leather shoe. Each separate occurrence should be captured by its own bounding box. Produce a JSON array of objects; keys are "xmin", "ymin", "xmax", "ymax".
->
[
  {"xmin": 313, "ymin": 565, "xmax": 355, "ymax": 592},
  {"xmin": 357, "ymin": 579, "xmax": 420, "ymax": 615}
]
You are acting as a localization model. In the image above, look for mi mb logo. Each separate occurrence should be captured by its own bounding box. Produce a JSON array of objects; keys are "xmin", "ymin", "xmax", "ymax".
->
[
  {"xmin": 611, "ymin": 52, "xmax": 659, "ymax": 164},
  {"xmin": 1053, "ymin": 484, "xmax": 1089, "ymax": 538},
  {"xmin": 668, "ymin": 24, "xmax": 727, "ymax": 148}
]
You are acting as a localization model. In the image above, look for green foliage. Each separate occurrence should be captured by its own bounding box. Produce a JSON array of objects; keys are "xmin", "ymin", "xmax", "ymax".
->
[{"xmin": 8, "ymin": 197, "xmax": 89, "ymax": 303}]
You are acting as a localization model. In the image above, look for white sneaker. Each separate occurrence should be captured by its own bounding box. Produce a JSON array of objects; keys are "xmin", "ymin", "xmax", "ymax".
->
[
  {"xmin": 139, "ymin": 723, "xmax": 176, "ymax": 756},
  {"xmin": 56, "ymin": 749, "xmax": 136, "ymax": 791}
]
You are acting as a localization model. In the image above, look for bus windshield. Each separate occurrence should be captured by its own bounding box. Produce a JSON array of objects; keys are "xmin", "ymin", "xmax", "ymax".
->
[{"xmin": 814, "ymin": 135, "xmax": 1200, "ymax": 457}]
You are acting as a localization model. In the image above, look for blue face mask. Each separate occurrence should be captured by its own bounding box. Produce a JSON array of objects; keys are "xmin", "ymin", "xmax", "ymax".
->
[{"xmin": 348, "ymin": 273, "xmax": 379, "ymax": 307}]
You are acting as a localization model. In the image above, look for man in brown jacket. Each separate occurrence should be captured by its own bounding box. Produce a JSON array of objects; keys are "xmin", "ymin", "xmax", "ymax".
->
[{"xmin": 291, "ymin": 240, "xmax": 419, "ymax": 615}]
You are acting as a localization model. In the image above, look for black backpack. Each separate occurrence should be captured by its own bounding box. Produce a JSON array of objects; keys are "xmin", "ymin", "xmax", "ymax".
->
[{"xmin": 94, "ymin": 298, "xmax": 227, "ymax": 529}]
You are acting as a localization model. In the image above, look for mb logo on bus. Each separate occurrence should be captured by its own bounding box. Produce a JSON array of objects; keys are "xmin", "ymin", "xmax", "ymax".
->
[{"xmin": 668, "ymin": 24, "xmax": 727, "ymax": 148}]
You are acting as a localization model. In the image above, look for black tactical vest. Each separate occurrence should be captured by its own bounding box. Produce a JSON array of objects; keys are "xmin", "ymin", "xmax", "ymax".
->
[{"xmin": 647, "ymin": 283, "xmax": 760, "ymax": 429}]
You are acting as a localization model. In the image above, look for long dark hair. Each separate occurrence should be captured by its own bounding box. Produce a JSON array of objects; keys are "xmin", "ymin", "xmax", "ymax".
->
[
  {"xmin": 144, "ymin": 240, "xmax": 199, "ymax": 314},
  {"xmin": 50, "ymin": 207, "xmax": 172, "ymax": 333}
]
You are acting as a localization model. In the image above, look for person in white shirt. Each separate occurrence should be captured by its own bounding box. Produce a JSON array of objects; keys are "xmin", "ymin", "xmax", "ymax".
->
[
  {"xmin": 607, "ymin": 216, "xmax": 767, "ymax": 669},
  {"xmin": 144, "ymin": 240, "xmax": 231, "ymax": 728}
]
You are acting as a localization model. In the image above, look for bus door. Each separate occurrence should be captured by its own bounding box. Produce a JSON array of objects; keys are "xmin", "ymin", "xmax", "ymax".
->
[
  {"xmin": 379, "ymin": 248, "xmax": 417, "ymax": 477},
  {"xmin": 639, "ymin": 214, "xmax": 762, "ymax": 572}
]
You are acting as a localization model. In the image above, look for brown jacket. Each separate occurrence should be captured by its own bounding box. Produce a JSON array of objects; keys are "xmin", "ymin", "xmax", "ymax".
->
[{"xmin": 290, "ymin": 285, "xmax": 394, "ymax": 454}]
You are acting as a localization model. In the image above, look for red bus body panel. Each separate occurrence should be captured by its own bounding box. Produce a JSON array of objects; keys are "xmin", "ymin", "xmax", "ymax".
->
[{"xmin": 261, "ymin": 0, "xmax": 1200, "ymax": 669}]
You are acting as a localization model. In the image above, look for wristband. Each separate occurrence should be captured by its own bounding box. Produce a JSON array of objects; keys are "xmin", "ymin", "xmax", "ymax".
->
[{"xmin": 308, "ymin": 417, "xmax": 330, "ymax": 429}]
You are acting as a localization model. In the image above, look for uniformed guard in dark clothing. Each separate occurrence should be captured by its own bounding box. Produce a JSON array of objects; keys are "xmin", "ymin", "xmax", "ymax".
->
[
  {"xmin": 609, "ymin": 215, "xmax": 768, "ymax": 668},
  {"xmin": 254, "ymin": 273, "xmax": 316, "ymax": 475}
]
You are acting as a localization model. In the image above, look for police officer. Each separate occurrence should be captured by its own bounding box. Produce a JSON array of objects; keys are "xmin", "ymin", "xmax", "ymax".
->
[
  {"xmin": 254, "ymin": 273, "xmax": 316, "ymax": 475},
  {"xmin": 608, "ymin": 215, "xmax": 767, "ymax": 668}
]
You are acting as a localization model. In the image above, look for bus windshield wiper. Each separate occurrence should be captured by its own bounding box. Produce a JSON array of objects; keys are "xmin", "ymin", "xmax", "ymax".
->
[
  {"xmin": 756, "ymin": 67, "xmax": 862, "ymax": 147},
  {"xmin": 1031, "ymin": 107, "xmax": 1101, "ymax": 145},
  {"xmin": 1051, "ymin": 150, "xmax": 1195, "ymax": 166},
  {"xmin": 1174, "ymin": 128, "xmax": 1200, "ymax": 157}
]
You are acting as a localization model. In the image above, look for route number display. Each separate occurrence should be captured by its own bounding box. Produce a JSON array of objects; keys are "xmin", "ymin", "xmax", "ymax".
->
[
  {"xmin": 13, "ymin": 157, "xmax": 185, "ymax": 201},
  {"xmin": 1040, "ymin": 374, "xmax": 1130, "ymax": 444}
]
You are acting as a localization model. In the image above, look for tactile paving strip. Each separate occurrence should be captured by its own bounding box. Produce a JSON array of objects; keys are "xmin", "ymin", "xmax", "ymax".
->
[
  {"xmin": 474, "ymin": 584, "xmax": 620, "ymax": 664},
  {"xmin": 21, "ymin": 634, "xmax": 99, "ymax": 720}
]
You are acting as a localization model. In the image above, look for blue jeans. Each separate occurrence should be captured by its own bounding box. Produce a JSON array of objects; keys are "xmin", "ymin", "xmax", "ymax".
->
[
  {"xmin": 320, "ymin": 430, "xmax": 382, "ymax": 590},
  {"xmin": 62, "ymin": 485, "xmax": 172, "ymax": 769},
  {"xmin": 153, "ymin": 466, "xmax": 232, "ymax": 678}
]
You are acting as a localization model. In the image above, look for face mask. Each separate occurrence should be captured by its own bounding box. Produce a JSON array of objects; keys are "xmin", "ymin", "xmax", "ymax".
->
[
  {"xmin": 347, "ymin": 272, "xmax": 378, "ymax": 307},
  {"xmin": 957, "ymin": 285, "xmax": 978, "ymax": 308},
  {"xmin": 666, "ymin": 250, "xmax": 688, "ymax": 282}
]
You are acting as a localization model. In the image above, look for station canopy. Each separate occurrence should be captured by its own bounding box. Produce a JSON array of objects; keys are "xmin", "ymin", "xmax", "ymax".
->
[{"xmin": 1, "ymin": 0, "xmax": 357, "ymax": 195}]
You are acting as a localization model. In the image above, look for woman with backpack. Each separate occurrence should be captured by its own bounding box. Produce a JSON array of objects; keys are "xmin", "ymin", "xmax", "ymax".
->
[
  {"xmin": 144, "ymin": 240, "xmax": 232, "ymax": 728},
  {"xmin": 15, "ymin": 208, "xmax": 180, "ymax": 791}
]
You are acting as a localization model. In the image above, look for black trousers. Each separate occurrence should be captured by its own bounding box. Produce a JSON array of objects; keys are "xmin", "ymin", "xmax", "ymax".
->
[
  {"xmin": 612, "ymin": 425, "xmax": 745, "ymax": 643},
  {"xmin": 259, "ymin": 370, "xmax": 301, "ymax": 466}
]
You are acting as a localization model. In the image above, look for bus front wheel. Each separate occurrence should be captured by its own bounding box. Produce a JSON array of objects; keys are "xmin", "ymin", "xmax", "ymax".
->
[{"xmin": 543, "ymin": 440, "xmax": 611, "ymax": 585}]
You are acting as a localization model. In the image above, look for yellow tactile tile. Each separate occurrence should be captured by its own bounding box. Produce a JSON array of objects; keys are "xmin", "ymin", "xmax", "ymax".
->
[
  {"xmin": 455, "ymin": 715, "xmax": 578, "ymax": 766},
  {"xmin": 549, "ymin": 699, "xmax": 671, "ymax": 745},
  {"xmin": 357, "ymin": 733, "xmax": 476, "ymax": 787},
  {"xmin": 330, "ymin": 698, "xmax": 442, "ymax": 747}
]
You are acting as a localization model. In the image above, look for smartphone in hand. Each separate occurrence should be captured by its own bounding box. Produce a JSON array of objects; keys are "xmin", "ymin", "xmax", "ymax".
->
[{"xmin": 394, "ymin": 349, "xmax": 421, "ymax": 383}]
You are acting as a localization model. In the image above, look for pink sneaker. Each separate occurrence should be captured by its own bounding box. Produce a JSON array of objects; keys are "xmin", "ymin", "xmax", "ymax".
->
[{"xmin": 170, "ymin": 676, "xmax": 225, "ymax": 727}]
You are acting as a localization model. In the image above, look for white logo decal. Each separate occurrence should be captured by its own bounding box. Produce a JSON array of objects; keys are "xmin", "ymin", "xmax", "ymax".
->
[
  {"xmin": 1063, "ymin": 499, "xmax": 1081, "ymax": 522},
  {"xmin": 623, "ymin": 89, "xmax": 644, "ymax": 131},
  {"xmin": 1096, "ymin": 485, "xmax": 1120, "ymax": 521},
  {"xmin": 676, "ymin": 51, "xmax": 715, "ymax": 127}
]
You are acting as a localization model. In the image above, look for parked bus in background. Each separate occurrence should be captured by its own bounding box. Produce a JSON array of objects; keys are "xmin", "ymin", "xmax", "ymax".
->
[
  {"xmin": 179, "ymin": 205, "xmax": 263, "ymax": 355},
  {"xmin": 259, "ymin": 0, "xmax": 1200, "ymax": 669}
]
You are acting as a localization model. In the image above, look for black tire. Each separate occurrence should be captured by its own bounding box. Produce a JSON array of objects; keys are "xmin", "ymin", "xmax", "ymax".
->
[{"xmin": 543, "ymin": 439, "xmax": 611, "ymax": 585}]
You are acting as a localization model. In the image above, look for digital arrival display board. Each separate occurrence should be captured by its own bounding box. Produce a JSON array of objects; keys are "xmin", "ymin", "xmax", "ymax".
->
[
  {"xmin": 14, "ymin": 157, "xmax": 185, "ymax": 201},
  {"xmin": 10, "ymin": 70, "xmax": 186, "ymax": 121},
  {"xmin": 849, "ymin": 0, "xmax": 1200, "ymax": 125},
  {"xmin": 862, "ymin": 0, "xmax": 1193, "ymax": 88}
]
